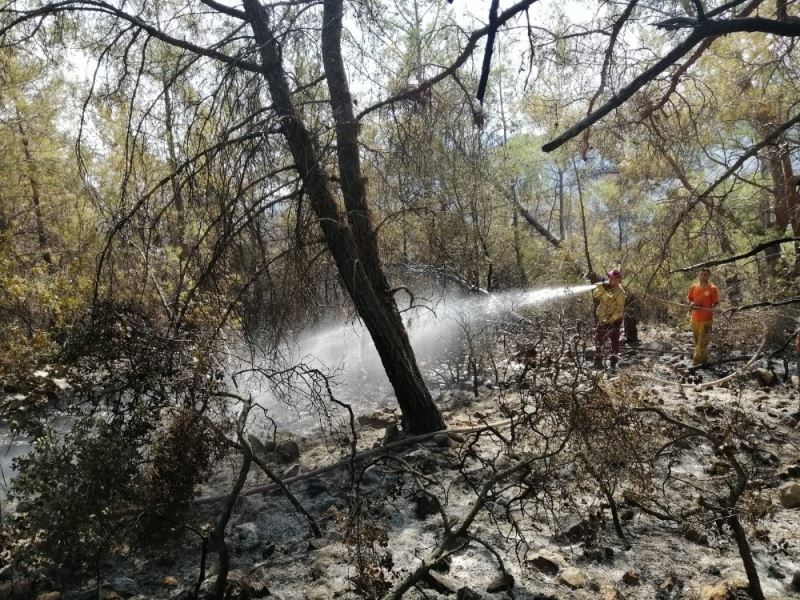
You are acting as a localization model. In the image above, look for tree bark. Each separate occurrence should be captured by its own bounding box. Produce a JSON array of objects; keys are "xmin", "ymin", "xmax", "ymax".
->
[
  {"xmin": 17, "ymin": 119, "xmax": 52, "ymax": 266},
  {"xmin": 242, "ymin": 0, "xmax": 445, "ymax": 433},
  {"xmin": 756, "ymin": 120, "xmax": 792, "ymax": 269}
]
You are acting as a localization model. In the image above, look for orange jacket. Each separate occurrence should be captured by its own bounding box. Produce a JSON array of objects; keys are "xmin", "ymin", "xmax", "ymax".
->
[{"xmin": 687, "ymin": 283, "xmax": 719, "ymax": 323}]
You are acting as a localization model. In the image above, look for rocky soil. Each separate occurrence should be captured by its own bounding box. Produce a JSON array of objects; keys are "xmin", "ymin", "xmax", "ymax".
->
[{"xmin": 4, "ymin": 326, "xmax": 800, "ymax": 600}]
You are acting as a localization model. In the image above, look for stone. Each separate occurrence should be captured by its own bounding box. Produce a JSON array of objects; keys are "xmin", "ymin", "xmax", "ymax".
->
[
  {"xmin": 726, "ymin": 576, "xmax": 748, "ymax": 590},
  {"xmin": 778, "ymin": 482, "xmax": 800, "ymax": 508},
  {"xmin": 486, "ymin": 573, "xmax": 514, "ymax": 593},
  {"xmin": 304, "ymin": 586, "xmax": 331, "ymax": 600},
  {"xmin": 163, "ymin": 576, "xmax": 178, "ymax": 587},
  {"xmin": 357, "ymin": 407, "xmax": 396, "ymax": 429},
  {"xmin": 559, "ymin": 567, "xmax": 588, "ymax": 589},
  {"xmin": 698, "ymin": 581, "xmax": 734, "ymax": 600},
  {"xmin": 754, "ymin": 368, "xmax": 776, "ymax": 387},
  {"xmin": 37, "ymin": 593, "xmax": 61, "ymax": 600},
  {"xmin": 583, "ymin": 546, "xmax": 614, "ymax": 563},
  {"xmin": 600, "ymin": 582, "xmax": 626, "ymax": 600},
  {"xmin": 708, "ymin": 461, "xmax": 730, "ymax": 476},
  {"xmin": 553, "ymin": 519, "xmax": 594, "ymax": 544},
  {"xmin": 792, "ymin": 571, "xmax": 800, "ymax": 592},
  {"xmin": 526, "ymin": 552, "xmax": 564, "ymax": 576},
  {"xmin": 456, "ymin": 588, "xmax": 482, "ymax": 600},
  {"xmin": 683, "ymin": 526, "xmax": 709, "ymax": 545},
  {"xmin": 778, "ymin": 464, "xmax": 800, "ymax": 479},
  {"xmin": 223, "ymin": 569, "xmax": 269, "ymax": 599},
  {"xmin": 275, "ymin": 439, "xmax": 300, "ymax": 463},
  {"xmin": 622, "ymin": 570, "xmax": 640, "ymax": 586}
]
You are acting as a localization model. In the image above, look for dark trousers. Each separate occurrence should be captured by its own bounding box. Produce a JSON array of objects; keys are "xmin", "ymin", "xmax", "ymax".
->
[
  {"xmin": 624, "ymin": 314, "xmax": 638, "ymax": 343},
  {"xmin": 595, "ymin": 320, "xmax": 622, "ymax": 361}
]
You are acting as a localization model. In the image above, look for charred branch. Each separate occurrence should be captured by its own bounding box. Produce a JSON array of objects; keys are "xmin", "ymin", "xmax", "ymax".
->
[{"xmin": 476, "ymin": 0, "xmax": 500, "ymax": 105}]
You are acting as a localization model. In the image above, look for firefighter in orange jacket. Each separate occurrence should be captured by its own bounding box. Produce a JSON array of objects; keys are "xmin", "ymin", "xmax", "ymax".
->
[{"xmin": 687, "ymin": 268, "xmax": 719, "ymax": 365}]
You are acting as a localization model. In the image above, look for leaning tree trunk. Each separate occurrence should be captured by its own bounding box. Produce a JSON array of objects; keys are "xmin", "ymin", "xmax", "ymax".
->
[{"xmin": 243, "ymin": 0, "xmax": 445, "ymax": 434}]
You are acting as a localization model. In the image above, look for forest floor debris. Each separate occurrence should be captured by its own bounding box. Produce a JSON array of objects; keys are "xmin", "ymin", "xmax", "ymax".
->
[{"xmin": 3, "ymin": 326, "xmax": 800, "ymax": 600}]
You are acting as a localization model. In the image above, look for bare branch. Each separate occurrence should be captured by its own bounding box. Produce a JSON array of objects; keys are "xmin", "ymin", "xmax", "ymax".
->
[
  {"xmin": 724, "ymin": 296, "xmax": 800, "ymax": 313},
  {"xmin": 673, "ymin": 237, "xmax": 800, "ymax": 272},
  {"xmin": 543, "ymin": 29, "xmax": 707, "ymax": 152},
  {"xmin": 247, "ymin": 443, "xmax": 323, "ymax": 538},
  {"xmin": 1, "ymin": 0, "xmax": 263, "ymax": 73},
  {"xmin": 580, "ymin": 0, "xmax": 640, "ymax": 153},
  {"xmin": 198, "ymin": 0, "xmax": 247, "ymax": 20},
  {"xmin": 642, "ymin": 111, "xmax": 800, "ymax": 288},
  {"xmin": 358, "ymin": 0, "xmax": 538, "ymax": 119},
  {"xmin": 544, "ymin": 16, "xmax": 800, "ymax": 153}
]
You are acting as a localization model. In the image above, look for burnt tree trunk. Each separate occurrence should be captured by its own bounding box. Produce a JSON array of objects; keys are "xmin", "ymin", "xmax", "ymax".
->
[{"xmin": 243, "ymin": 0, "xmax": 445, "ymax": 433}]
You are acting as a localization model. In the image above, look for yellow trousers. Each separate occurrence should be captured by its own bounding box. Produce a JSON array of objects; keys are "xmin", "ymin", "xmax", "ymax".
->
[{"xmin": 691, "ymin": 320, "xmax": 713, "ymax": 364}]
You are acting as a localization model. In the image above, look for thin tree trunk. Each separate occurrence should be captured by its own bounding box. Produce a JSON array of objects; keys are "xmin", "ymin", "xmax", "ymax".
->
[
  {"xmin": 162, "ymin": 81, "xmax": 187, "ymax": 260},
  {"xmin": 511, "ymin": 195, "xmax": 527, "ymax": 285},
  {"xmin": 243, "ymin": 0, "xmax": 445, "ymax": 433},
  {"xmin": 17, "ymin": 120, "xmax": 52, "ymax": 266},
  {"xmin": 557, "ymin": 168, "xmax": 565, "ymax": 241},
  {"xmin": 756, "ymin": 120, "xmax": 790, "ymax": 268},
  {"xmin": 497, "ymin": 76, "xmax": 527, "ymax": 285},
  {"xmin": 571, "ymin": 157, "xmax": 593, "ymax": 275},
  {"xmin": 780, "ymin": 155, "xmax": 800, "ymax": 275},
  {"xmin": 728, "ymin": 513, "xmax": 765, "ymax": 600},
  {"xmin": 212, "ymin": 406, "xmax": 253, "ymax": 600}
]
